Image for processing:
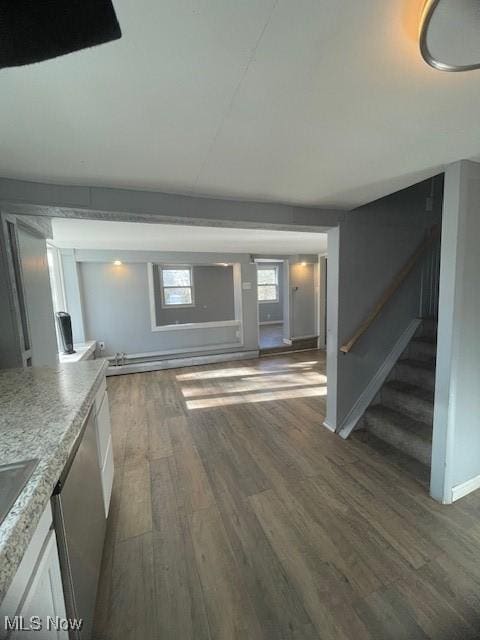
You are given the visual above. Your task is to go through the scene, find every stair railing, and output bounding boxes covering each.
[340,225,441,354]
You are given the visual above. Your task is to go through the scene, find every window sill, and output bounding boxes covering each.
[151,319,240,332]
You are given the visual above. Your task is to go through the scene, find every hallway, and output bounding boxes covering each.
[258,323,284,349]
[93,350,480,640]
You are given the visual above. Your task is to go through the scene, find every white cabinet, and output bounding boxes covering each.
[0,505,67,640]
[13,532,68,639]
[94,379,114,517]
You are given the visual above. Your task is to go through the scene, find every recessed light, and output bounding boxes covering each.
[113,260,122,266]
[300,262,307,266]
[420,0,480,71]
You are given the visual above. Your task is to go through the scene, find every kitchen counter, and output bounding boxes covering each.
[0,359,108,603]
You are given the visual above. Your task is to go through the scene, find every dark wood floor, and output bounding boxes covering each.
[93,350,480,640]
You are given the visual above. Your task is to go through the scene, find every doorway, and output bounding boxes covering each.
[256,260,286,350]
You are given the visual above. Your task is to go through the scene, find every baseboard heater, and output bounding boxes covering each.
[106,349,259,376]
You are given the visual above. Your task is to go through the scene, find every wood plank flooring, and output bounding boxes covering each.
[92,349,480,640]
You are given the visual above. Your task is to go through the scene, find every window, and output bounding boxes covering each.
[257,266,279,302]
[46,244,68,352]
[161,266,194,307]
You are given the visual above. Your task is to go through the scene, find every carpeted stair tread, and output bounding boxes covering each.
[366,405,433,441]
[395,358,436,391]
[411,336,436,346]
[407,337,437,362]
[362,405,432,466]
[382,380,434,425]
[384,380,434,402]
[397,358,435,372]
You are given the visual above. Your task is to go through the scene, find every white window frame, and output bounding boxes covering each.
[147,262,243,334]
[160,265,195,308]
[46,243,68,352]
[257,265,279,303]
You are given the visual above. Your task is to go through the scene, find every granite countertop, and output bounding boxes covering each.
[0,359,108,604]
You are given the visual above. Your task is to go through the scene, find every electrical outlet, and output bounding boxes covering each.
[98,341,105,351]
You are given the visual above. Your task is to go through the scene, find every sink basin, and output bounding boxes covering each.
[0,459,38,526]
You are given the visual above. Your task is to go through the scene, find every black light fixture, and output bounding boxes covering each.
[0,0,121,70]
[420,0,480,71]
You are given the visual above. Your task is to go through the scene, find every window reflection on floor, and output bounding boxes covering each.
[176,358,327,410]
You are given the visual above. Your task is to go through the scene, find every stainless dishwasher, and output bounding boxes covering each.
[52,406,106,639]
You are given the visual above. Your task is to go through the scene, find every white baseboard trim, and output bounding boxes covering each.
[107,349,259,376]
[451,474,480,502]
[323,420,336,433]
[259,346,319,358]
[259,320,283,326]
[338,318,422,440]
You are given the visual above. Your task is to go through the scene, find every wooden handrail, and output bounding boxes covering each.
[340,225,440,354]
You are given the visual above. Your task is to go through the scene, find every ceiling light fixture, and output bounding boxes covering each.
[420,0,480,71]
[113,260,122,266]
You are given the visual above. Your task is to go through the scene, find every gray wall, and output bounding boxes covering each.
[153,264,235,326]
[258,262,283,323]
[330,177,443,429]
[71,251,259,358]
[431,161,480,502]
[289,262,316,338]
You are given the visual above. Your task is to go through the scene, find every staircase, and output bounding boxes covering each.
[358,319,437,467]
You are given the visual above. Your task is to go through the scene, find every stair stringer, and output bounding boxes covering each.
[338,318,422,439]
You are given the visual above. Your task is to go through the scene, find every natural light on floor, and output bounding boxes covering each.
[181,372,327,398]
[176,360,327,410]
[175,361,320,381]
[185,385,327,410]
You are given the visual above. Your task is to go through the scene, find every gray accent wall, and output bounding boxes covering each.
[289,262,316,338]
[153,264,235,326]
[258,262,284,323]
[431,161,480,503]
[71,252,259,358]
[330,176,443,430]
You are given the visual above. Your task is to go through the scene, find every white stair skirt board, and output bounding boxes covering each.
[107,350,259,375]
[451,474,480,503]
[338,318,422,439]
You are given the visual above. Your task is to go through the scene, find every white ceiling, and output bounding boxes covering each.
[1,1,480,208]
[51,218,328,254]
